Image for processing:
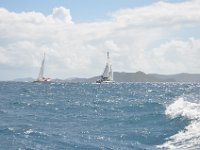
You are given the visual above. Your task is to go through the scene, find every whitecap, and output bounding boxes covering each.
[46,102,54,105]
[158,97,200,149]
[8,127,14,131]
[165,97,200,120]
[24,129,48,137]
[24,129,33,134]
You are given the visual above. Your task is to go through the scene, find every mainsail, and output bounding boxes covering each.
[96,52,114,83]
[108,65,113,80]
[102,63,110,78]
[37,53,46,81]
[34,52,50,82]
[102,52,113,79]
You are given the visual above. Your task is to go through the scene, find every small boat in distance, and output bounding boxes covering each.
[34,53,51,82]
[96,52,114,83]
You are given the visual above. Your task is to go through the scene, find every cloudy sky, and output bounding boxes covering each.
[0,0,200,80]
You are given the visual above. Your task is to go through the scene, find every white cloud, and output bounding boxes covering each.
[0,0,200,80]
[51,7,73,24]
[149,38,200,74]
[112,0,200,27]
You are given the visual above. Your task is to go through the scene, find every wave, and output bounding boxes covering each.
[158,97,200,149]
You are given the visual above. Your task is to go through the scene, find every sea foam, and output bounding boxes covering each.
[158,97,200,149]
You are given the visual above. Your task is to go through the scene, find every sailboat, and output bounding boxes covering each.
[34,53,51,82]
[96,52,114,83]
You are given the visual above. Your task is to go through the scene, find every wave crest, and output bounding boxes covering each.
[158,97,200,149]
[165,97,200,120]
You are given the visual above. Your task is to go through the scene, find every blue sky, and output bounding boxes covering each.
[0,0,200,80]
[0,0,186,22]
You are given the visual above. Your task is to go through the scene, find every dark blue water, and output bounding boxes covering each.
[0,82,200,149]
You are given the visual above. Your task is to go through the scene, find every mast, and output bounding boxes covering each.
[107,52,109,60]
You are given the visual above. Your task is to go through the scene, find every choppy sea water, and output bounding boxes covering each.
[0,82,200,150]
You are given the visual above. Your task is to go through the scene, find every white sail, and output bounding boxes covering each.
[108,65,113,80]
[102,52,111,78]
[96,52,114,83]
[102,64,110,78]
[37,53,45,81]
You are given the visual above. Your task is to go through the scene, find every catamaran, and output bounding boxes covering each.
[34,53,51,82]
[96,52,114,83]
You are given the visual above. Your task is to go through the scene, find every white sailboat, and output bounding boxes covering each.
[96,52,114,83]
[34,53,51,82]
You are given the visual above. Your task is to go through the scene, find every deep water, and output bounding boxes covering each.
[0,82,200,150]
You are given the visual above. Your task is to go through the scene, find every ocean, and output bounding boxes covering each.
[0,82,200,150]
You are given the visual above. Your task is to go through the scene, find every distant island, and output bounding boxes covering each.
[13,71,200,82]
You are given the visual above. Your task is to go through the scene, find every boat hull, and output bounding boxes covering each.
[96,79,114,84]
[33,78,51,83]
